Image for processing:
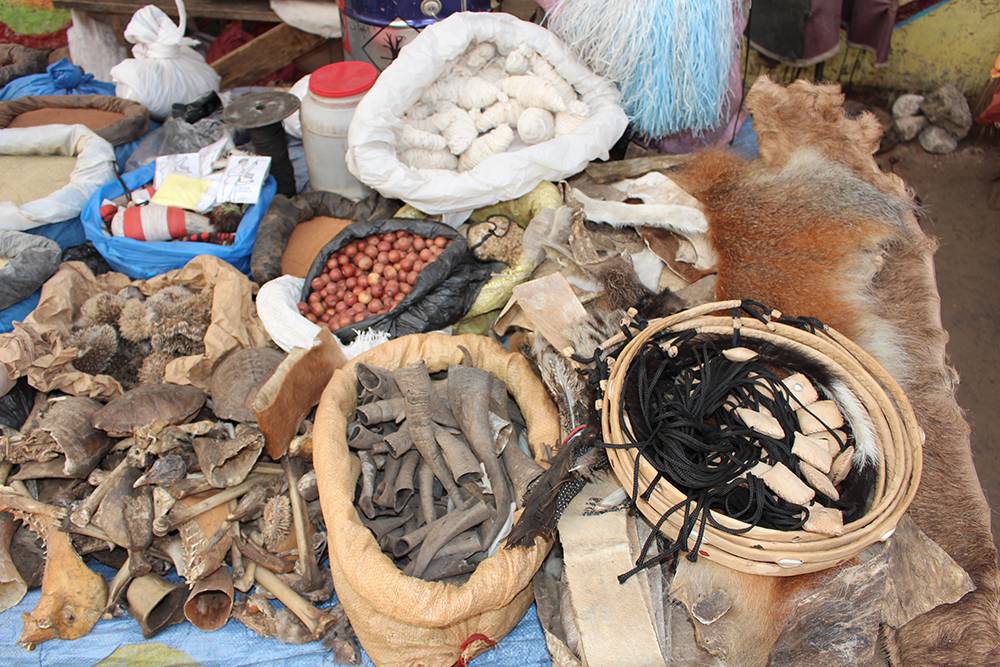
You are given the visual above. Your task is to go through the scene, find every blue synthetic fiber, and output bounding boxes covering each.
[547,0,735,138]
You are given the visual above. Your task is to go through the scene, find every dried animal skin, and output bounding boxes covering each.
[458,124,514,172]
[211,347,285,423]
[517,107,555,145]
[400,148,459,170]
[38,396,111,478]
[92,383,207,437]
[502,76,568,113]
[118,298,152,343]
[80,292,126,327]
[456,76,502,110]
[68,324,119,375]
[0,493,107,647]
[262,495,292,551]
[138,351,172,385]
[398,124,447,152]
[0,514,26,612]
[193,424,265,488]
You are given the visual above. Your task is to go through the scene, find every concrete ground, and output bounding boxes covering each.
[877,139,1000,546]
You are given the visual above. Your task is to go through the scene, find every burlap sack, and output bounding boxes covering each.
[0,254,269,400]
[313,333,559,667]
[0,95,149,146]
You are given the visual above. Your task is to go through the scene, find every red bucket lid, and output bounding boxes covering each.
[309,61,379,98]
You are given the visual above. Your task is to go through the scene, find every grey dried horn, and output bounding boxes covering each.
[347,423,383,450]
[393,363,467,509]
[448,364,512,551]
[356,364,400,400]
[434,426,482,486]
[383,426,413,458]
[502,443,544,508]
[417,458,436,526]
[391,516,432,558]
[420,557,476,582]
[362,512,414,547]
[430,390,458,429]
[127,573,187,638]
[374,454,403,508]
[356,398,405,426]
[488,377,514,454]
[393,449,420,512]
[0,514,26,612]
[183,566,234,631]
[357,451,378,520]
[407,499,492,578]
[433,530,484,561]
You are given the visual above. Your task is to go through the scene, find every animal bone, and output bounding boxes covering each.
[70,445,147,527]
[407,500,492,578]
[0,492,106,647]
[92,466,153,577]
[254,565,337,640]
[154,475,267,535]
[284,456,323,592]
[236,532,295,573]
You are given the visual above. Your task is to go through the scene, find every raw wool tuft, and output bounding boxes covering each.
[342,328,391,359]
[118,298,152,343]
[545,0,735,137]
[79,292,126,327]
[262,495,292,551]
[68,324,119,375]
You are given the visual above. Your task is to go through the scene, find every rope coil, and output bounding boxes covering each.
[600,300,922,576]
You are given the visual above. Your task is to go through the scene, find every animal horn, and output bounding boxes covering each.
[126,573,187,638]
[406,500,492,578]
[183,566,234,631]
[392,449,420,512]
[374,454,403,508]
[346,422,384,451]
[502,443,544,507]
[434,426,482,486]
[0,514,27,612]
[447,364,513,551]
[356,364,400,400]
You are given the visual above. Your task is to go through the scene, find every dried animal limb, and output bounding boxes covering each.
[0,492,106,647]
[283,456,323,592]
[70,445,147,527]
[254,565,336,640]
[408,500,492,578]
[154,475,267,535]
[0,513,26,611]
[236,533,295,574]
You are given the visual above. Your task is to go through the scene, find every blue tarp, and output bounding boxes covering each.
[0,59,116,101]
[82,163,277,279]
[0,583,551,667]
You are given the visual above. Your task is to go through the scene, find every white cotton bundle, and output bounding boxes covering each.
[501,76,567,113]
[423,75,466,104]
[405,116,439,134]
[456,76,503,110]
[407,103,434,120]
[398,124,447,151]
[458,124,514,171]
[439,109,479,155]
[400,148,459,170]
[505,45,533,75]
[465,41,497,69]
[517,107,555,145]
[479,60,507,83]
[472,99,522,132]
[555,110,587,136]
[530,53,577,104]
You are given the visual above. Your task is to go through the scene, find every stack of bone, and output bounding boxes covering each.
[348,359,544,581]
[0,346,358,660]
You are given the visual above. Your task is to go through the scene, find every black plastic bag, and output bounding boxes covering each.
[0,377,35,429]
[302,219,500,342]
[62,242,112,275]
[0,231,61,310]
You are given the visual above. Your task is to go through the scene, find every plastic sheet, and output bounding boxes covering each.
[0,59,115,101]
[81,163,277,279]
[0,584,550,666]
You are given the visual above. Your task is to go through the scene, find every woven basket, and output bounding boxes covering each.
[600,300,923,576]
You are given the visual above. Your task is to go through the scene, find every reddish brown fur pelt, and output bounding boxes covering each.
[674,76,1000,666]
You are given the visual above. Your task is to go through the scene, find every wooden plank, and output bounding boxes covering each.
[53,0,279,22]
[212,23,326,89]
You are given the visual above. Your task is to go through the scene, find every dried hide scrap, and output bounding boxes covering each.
[672,76,1000,665]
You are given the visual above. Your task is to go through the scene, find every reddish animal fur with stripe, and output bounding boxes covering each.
[672,77,1000,666]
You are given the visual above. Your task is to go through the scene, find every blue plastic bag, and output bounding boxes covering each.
[0,59,116,101]
[81,162,277,279]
